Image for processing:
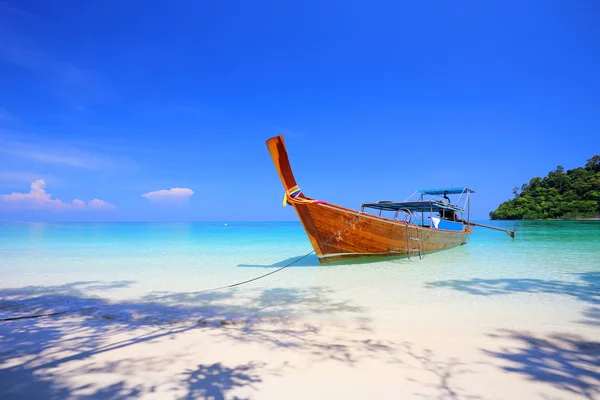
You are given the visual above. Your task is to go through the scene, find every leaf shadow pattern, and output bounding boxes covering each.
[424,271,600,326]
[578,307,600,327]
[424,272,600,302]
[484,330,600,400]
[0,280,137,317]
[0,318,198,399]
[180,362,264,400]
[0,280,395,398]
[393,342,484,400]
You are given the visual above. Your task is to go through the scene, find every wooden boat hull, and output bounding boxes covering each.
[293,202,471,264]
[266,136,472,264]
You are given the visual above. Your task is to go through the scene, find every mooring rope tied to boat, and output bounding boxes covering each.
[142,211,364,302]
[0,311,67,322]
[0,210,363,322]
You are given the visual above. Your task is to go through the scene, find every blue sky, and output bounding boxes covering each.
[1,0,599,221]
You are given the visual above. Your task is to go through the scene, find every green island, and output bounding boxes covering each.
[490,155,600,220]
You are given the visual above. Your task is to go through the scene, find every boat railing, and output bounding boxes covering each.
[363,202,440,229]
[394,208,413,223]
[393,208,425,228]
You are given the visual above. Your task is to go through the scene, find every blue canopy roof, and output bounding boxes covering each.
[362,200,464,213]
[418,187,476,195]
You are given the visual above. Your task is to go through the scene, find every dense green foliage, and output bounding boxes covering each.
[490,155,600,220]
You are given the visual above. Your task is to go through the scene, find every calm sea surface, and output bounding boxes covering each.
[1,220,599,329]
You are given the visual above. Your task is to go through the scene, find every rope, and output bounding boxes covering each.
[0,209,363,322]
[143,210,362,302]
[282,185,324,207]
[142,250,317,303]
[0,252,317,322]
[0,311,67,322]
[404,190,418,202]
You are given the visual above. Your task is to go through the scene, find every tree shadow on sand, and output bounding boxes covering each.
[578,307,600,327]
[484,330,600,400]
[424,271,600,326]
[179,362,264,400]
[424,273,600,398]
[392,342,484,400]
[424,272,600,302]
[0,280,395,399]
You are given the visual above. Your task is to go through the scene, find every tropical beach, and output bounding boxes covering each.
[1,221,599,399]
[2,0,600,398]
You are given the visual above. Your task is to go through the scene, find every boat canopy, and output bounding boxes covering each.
[417,187,476,195]
[361,200,464,214]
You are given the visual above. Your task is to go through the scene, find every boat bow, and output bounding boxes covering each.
[266,135,472,264]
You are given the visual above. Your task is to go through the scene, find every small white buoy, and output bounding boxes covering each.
[224,223,227,226]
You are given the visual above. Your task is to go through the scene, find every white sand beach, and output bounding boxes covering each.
[1,276,599,400]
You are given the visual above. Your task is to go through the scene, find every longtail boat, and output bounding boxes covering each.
[266,135,515,264]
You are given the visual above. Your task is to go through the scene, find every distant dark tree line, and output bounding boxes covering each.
[490,155,600,220]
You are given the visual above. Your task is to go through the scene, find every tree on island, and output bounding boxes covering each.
[490,155,600,220]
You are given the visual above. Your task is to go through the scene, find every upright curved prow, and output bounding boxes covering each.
[266,135,324,258]
[266,135,300,193]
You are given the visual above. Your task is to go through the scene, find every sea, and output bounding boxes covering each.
[1,220,599,331]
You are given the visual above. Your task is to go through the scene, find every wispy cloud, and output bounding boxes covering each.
[1,141,97,169]
[142,188,194,202]
[0,180,116,211]
[0,107,15,122]
[0,170,48,183]
[0,133,134,170]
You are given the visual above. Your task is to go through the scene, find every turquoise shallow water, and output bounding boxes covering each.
[1,220,599,329]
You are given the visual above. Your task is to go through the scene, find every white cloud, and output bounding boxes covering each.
[142,188,194,202]
[72,198,86,209]
[0,180,116,211]
[88,198,116,210]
